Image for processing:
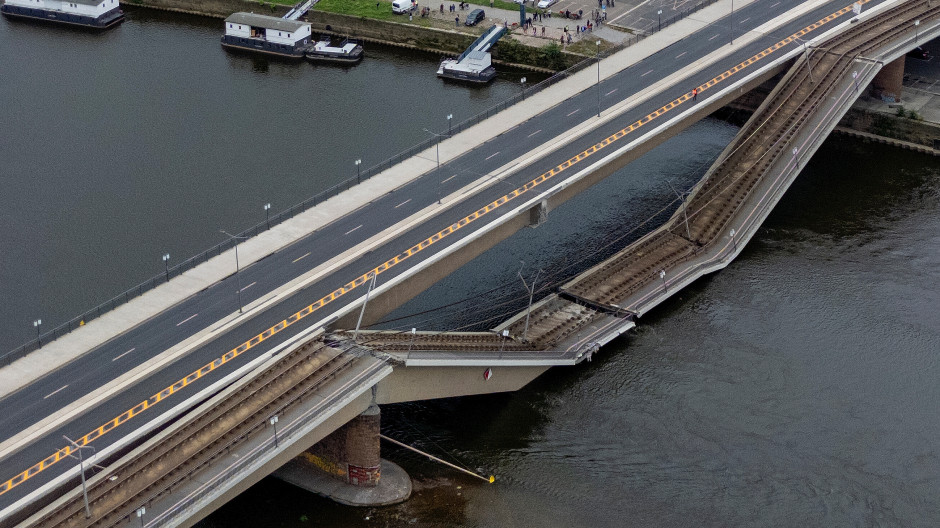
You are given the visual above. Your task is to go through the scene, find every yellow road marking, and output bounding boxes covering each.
[0,2,867,497]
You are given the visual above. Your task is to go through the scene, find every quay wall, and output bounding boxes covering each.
[719,80,940,154]
[120,0,579,71]
[835,107,940,154]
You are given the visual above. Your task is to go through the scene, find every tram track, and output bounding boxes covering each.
[31,340,358,528]
[563,0,939,309]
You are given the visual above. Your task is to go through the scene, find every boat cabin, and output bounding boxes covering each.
[437,50,497,83]
[0,0,124,28]
[221,12,312,58]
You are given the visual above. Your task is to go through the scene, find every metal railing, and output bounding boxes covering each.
[1,0,722,366]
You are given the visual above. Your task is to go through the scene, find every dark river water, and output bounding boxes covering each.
[3,9,940,528]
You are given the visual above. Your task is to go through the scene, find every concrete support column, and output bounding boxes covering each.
[274,401,411,506]
[306,402,381,486]
[871,55,905,102]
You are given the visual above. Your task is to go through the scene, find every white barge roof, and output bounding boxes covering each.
[225,12,309,32]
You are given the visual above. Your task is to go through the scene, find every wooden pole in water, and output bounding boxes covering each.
[379,434,494,483]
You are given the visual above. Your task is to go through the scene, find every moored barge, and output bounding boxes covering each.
[221,12,312,59]
[0,0,124,29]
[305,36,363,64]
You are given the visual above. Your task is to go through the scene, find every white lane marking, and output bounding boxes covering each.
[528,129,542,137]
[112,348,136,362]
[43,385,69,399]
[441,174,457,184]
[676,51,687,59]
[641,69,654,77]
[292,252,310,264]
[345,225,362,236]
[605,89,617,96]
[770,1,780,6]
[740,16,751,23]
[176,314,198,327]
[240,281,256,293]
[709,33,720,41]
[395,198,412,208]
[485,151,500,161]
[567,108,581,116]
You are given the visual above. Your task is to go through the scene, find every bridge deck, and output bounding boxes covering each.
[354,0,940,364]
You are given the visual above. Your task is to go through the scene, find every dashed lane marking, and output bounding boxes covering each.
[292,252,311,264]
[112,348,136,362]
[43,385,69,400]
[240,282,256,293]
[709,33,720,40]
[676,51,688,59]
[741,16,751,23]
[0,0,867,497]
[606,89,618,96]
[528,129,542,137]
[345,225,362,236]
[395,199,412,209]
[567,108,581,116]
[485,151,500,161]
[176,314,198,327]
[642,69,654,76]
[441,174,458,184]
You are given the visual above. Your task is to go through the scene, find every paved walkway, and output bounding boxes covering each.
[404,0,692,48]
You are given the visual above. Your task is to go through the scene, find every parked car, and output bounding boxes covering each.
[464,8,485,25]
[906,46,930,60]
[536,0,557,8]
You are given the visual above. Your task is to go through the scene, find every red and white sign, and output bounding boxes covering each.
[483,368,493,381]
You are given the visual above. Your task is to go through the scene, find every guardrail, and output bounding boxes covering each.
[1,0,721,366]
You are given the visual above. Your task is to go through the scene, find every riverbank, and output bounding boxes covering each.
[119,0,590,71]
[719,74,940,155]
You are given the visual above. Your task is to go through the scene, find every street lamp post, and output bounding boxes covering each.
[730,228,737,251]
[520,77,527,100]
[407,327,417,357]
[659,269,667,292]
[136,507,147,528]
[447,113,453,136]
[517,263,543,342]
[666,180,691,241]
[851,70,859,92]
[219,230,247,314]
[270,415,279,447]
[914,19,920,43]
[596,40,602,117]
[657,9,662,31]
[353,272,378,340]
[263,203,271,230]
[795,36,815,84]
[34,319,41,347]
[354,159,362,184]
[63,435,94,518]
[424,128,446,203]
[162,253,170,282]
[729,0,735,45]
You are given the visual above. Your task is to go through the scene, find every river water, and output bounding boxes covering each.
[3,9,940,528]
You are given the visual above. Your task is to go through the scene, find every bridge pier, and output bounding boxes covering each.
[273,402,412,506]
[871,55,905,102]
